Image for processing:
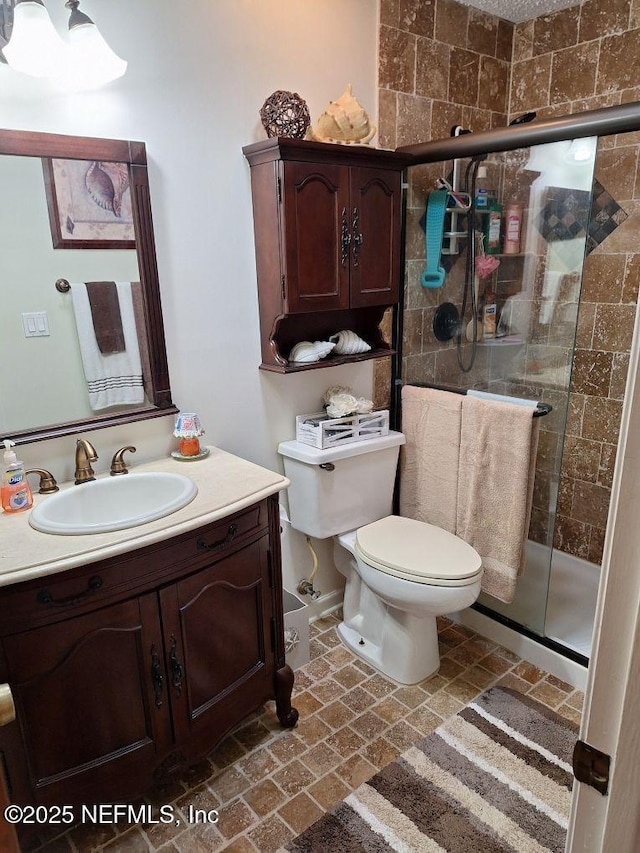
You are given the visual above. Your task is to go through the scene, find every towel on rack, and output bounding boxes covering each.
[70,281,144,411]
[456,395,539,604]
[399,386,462,534]
[86,281,125,354]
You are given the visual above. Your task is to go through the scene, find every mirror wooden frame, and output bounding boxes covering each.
[0,128,177,445]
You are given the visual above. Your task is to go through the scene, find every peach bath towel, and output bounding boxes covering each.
[399,386,463,534]
[456,395,539,604]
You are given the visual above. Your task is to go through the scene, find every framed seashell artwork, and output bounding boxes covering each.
[43,157,135,249]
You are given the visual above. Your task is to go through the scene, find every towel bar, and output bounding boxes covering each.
[398,382,552,418]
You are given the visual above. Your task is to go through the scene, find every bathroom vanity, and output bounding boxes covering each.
[0,450,296,829]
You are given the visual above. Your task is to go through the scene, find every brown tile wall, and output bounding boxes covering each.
[378,0,640,565]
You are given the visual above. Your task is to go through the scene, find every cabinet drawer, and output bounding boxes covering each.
[0,502,268,635]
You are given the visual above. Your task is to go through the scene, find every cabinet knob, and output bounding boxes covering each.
[0,684,15,727]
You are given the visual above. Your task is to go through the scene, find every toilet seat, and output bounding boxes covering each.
[355,515,482,587]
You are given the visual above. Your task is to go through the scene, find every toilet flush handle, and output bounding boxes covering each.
[319,463,335,471]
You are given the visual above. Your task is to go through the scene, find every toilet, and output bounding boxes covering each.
[278,431,482,684]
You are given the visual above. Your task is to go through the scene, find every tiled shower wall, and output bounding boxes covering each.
[378,0,640,565]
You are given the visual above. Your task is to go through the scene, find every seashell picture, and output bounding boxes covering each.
[43,157,135,249]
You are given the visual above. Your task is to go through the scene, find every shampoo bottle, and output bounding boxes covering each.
[1,439,33,514]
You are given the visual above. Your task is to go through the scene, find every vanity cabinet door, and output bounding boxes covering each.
[159,534,274,758]
[1,593,172,807]
[281,160,351,314]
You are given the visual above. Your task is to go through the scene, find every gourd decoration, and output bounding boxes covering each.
[328,330,371,355]
[260,90,311,139]
[289,340,336,363]
[309,84,376,146]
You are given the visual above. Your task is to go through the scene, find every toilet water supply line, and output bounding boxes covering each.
[297,537,321,600]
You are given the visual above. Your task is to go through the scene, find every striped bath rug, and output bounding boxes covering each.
[286,686,578,852]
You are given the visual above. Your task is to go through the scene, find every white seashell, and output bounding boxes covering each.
[328,330,372,355]
[310,85,376,146]
[289,340,336,363]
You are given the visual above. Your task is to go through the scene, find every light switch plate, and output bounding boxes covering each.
[22,311,50,338]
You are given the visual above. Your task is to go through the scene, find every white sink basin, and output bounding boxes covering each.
[29,472,198,535]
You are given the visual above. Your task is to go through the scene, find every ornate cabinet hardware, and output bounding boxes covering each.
[340,206,351,268]
[169,634,184,697]
[351,207,364,267]
[37,575,103,607]
[150,644,164,708]
[197,523,238,552]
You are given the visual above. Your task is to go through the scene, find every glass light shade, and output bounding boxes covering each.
[3,1,67,78]
[174,413,205,438]
[59,21,127,91]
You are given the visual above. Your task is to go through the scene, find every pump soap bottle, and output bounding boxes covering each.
[1,439,33,514]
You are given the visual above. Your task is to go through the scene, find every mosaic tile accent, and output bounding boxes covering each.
[535,180,628,255]
[586,178,629,255]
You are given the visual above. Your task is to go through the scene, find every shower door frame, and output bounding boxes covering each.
[390,100,640,660]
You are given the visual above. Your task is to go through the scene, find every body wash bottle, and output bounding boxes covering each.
[1,439,33,514]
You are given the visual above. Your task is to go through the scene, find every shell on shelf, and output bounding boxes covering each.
[309,84,376,146]
[328,330,372,355]
[289,340,336,363]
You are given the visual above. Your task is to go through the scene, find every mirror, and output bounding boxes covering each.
[0,128,176,444]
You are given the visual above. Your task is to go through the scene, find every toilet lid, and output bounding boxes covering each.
[355,516,482,585]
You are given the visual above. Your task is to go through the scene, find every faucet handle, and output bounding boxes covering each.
[25,469,59,494]
[110,445,136,476]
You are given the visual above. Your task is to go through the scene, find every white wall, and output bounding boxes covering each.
[0,0,382,602]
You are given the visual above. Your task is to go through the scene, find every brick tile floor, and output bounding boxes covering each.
[32,614,583,852]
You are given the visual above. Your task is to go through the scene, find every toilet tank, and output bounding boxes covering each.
[278,431,406,539]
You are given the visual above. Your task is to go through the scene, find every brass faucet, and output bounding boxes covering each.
[74,439,98,485]
[25,469,59,494]
[110,445,136,476]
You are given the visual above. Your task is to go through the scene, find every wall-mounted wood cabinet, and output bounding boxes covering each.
[0,497,296,843]
[243,138,408,372]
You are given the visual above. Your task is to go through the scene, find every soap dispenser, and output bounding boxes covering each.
[1,439,33,513]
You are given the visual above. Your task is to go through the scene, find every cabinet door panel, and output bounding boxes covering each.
[349,167,401,307]
[282,161,350,313]
[162,538,273,755]
[1,595,170,805]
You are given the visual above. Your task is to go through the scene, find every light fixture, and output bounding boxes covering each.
[3,0,65,78]
[0,0,126,88]
[61,0,127,90]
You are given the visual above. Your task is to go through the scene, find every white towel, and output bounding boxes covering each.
[467,389,539,409]
[70,281,144,411]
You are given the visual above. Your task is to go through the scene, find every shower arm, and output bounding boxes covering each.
[396,101,640,164]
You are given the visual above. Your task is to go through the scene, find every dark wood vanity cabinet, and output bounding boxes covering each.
[243,137,408,372]
[0,496,297,825]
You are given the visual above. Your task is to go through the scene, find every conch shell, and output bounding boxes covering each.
[289,340,336,363]
[85,161,130,217]
[309,84,376,145]
[328,330,372,355]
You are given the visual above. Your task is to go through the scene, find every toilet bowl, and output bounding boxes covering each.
[334,518,482,684]
[278,432,482,685]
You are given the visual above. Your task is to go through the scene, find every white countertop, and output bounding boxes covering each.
[0,447,288,588]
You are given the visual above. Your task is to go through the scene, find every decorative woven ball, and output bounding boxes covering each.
[260,90,311,139]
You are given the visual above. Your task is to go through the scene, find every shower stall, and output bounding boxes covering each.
[391,102,640,664]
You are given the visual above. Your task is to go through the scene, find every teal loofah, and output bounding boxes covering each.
[421,190,448,288]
